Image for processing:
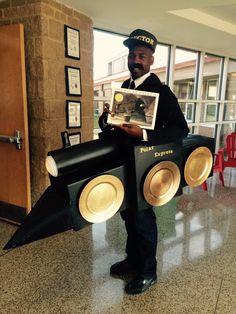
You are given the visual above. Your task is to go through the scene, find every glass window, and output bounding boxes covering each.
[206,79,218,100]
[122,56,127,71]
[173,48,199,100]
[93,29,126,80]
[225,59,236,101]
[152,44,170,84]
[223,103,236,121]
[219,123,236,148]
[202,54,223,100]
[200,102,218,122]
[200,54,223,123]
[112,58,122,74]
[108,62,112,75]
[179,101,195,123]
[188,126,195,134]
[94,30,170,83]
[198,124,216,138]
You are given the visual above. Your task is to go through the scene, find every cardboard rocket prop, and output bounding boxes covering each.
[4,132,215,249]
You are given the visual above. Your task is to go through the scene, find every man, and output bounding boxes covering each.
[99,29,189,295]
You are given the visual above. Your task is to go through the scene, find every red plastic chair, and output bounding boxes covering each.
[213,151,225,186]
[202,133,236,190]
[202,151,225,190]
[219,132,236,170]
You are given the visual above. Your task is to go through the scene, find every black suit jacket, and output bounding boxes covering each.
[121,73,189,145]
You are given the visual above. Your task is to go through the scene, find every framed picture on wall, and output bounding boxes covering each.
[65,66,82,96]
[68,132,81,146]
[64,25,80,60]
[66,100,81,128]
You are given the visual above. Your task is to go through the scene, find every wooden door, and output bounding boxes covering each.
[0,24,31,223]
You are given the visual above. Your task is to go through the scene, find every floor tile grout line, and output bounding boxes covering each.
[214,278,223,314]
[188,264,236,284]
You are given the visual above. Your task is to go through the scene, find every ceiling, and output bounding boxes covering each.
[60,0,236,58]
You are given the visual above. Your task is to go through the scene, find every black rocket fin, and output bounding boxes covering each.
[4,186,76,249]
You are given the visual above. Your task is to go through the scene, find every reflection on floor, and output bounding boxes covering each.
[1,168,236,314]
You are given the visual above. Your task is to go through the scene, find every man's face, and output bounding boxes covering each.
[128,46,154,80]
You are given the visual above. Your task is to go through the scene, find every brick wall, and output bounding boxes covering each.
[0,0,94,205]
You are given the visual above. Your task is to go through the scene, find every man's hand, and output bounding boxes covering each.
[113,123,143,139]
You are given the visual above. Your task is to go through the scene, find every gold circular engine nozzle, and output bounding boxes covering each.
[143,161,181,206]
[78,174,124,223]
[184,146,213,187]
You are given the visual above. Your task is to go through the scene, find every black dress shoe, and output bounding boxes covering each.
[110,259,137,276]
[125,274,157,295]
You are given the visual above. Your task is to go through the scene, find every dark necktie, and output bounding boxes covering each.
[129,80,135,89]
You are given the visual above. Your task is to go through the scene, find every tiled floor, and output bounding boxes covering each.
[1,169,236,314]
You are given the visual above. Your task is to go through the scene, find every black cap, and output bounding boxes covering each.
[123,29,157,52]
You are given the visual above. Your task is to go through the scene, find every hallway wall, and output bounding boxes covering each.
[0,0,94,205]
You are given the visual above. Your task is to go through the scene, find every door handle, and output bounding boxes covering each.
[0,130,23,150]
